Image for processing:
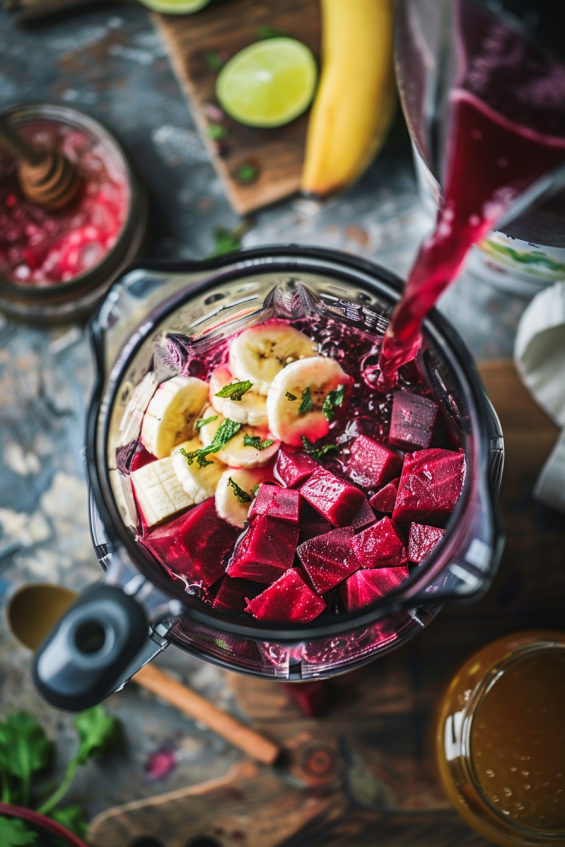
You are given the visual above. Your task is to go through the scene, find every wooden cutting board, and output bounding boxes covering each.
[154,0,320,215]
[88,362,564,847]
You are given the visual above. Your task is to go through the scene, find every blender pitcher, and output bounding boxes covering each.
[32,246,504,711]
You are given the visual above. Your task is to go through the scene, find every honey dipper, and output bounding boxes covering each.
[0,117,81,210]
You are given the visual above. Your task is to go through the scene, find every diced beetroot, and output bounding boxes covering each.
[297,527,360,595]
[399,546,409,566]
[340,566,410,612]
[143,498,238,588]
[389,391,439,450]
[351,497,377,532]
[274,448,317,488]
[130,446,156,472]
[352,517,405,569]
[407,522,446,563]
[249,484,301,524]
[226,515,299,583]
[282,680,328,717]
[346,435,402,488]
[246,568,326,622]
[370,478,399,514]
[212,576,263,613]
[299,517,332,543]
[300,468,366,527]
[393,449,465,525]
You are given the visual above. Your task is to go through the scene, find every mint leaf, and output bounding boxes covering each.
[299,387,313,415]
[215,380,252,401]
[243,435,274,450]
[74,706,118,765]
[301,436,339,462]
[322,384,346,422]
[228,477,252,504]
[182,419,242,468]
[0,817,37,846]
[251,484,261,496]
[195,415,218,432]
[285,392,297,401]
[50,805,88,838]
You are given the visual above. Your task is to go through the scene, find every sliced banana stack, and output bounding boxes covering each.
[131,457,193,528]
[171,437,226,504]
[267,356,350,446]
[141,375,209,459]
[215,467,272,528]
[229,322,318,395]
[198,406,279,468]
[209,365,268,427]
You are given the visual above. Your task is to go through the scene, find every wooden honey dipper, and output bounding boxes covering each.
[0,117,81,210]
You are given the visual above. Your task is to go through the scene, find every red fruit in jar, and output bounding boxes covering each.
[346,435,402,488]
[369,478,399,514]
[130,446,157,472]
[392,449,465,525]
[274,448,317,488]
[245,568,326,622]
[407,522,446,564]
[212,575,263,613]
[300,468,366,527]
[226,515,300,583]
[340,566,410,612]
[350,496,376,532]
[297,527,360,595]
[249,484,301,524]
[352,517,405,569]
[143,498,238,588]
[389,391,438,450]
[298,503,332,543]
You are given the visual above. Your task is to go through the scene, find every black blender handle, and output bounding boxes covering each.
[32,584,148,712]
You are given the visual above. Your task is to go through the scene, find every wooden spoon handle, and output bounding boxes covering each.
[0,119,44,166]
[134,664,280,766]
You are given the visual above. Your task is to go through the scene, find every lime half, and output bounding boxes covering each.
[138,0,211,14]
[216,37,317,128]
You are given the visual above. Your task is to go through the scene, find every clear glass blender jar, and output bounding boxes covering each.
[32,246,504,711]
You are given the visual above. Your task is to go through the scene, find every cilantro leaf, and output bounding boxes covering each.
[322,384,346,422]
[0,817,37,846]
[215,380,252,401]
[74,705,119,765]
[182,419,242,468]
[243,435,274,450]
[285,392,297,401]
[50,805,88,838]
[0,712,53,805]
[195,415,218,432]
[301,436,339,462]
[298,387,313,415]
[228,477,252,503]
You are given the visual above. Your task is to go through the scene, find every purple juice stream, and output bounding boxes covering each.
[379,1,565,387]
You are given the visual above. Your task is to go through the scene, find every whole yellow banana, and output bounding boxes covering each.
[301,0,396,198]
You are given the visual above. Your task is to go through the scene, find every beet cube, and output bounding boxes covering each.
[226,515,299,583]
[393,449,465,525]
[300,468,366,527]
[212,576,263,613]
[249,484,301,524]
[297,527,360,594]
[143,498,238,588]
[351,497,377,532]
[274,448,317,488]
[246,568,326,622]
[407,522,446,563]
[389,391,438,450]
[370,478,399,514]
[346,435,402,488]
[340,566,410,612]
[352,517,405,569]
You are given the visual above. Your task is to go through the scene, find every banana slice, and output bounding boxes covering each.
[267,356,351,446]
[141,375,209,459]
[229,322,318,395]
[171,437,226,504]
[199,406,280,468]
[209,365,268,427]
[131,457,192,528]
[215,467,272,528]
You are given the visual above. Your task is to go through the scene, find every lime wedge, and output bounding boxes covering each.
[216,37,317,128]
[138,0,211,13]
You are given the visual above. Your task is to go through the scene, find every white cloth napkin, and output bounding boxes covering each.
[515,281,565,513]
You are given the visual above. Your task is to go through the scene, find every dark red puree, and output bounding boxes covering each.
[128,314,466,624]
[379,2,565,386]
[0,121,129,286]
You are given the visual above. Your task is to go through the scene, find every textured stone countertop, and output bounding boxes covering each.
[0,2,534,823]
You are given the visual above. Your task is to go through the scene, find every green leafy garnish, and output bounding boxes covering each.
[299,387,313,415]
[302,436,339,462]
[205,49,224,71]
[215,380,253,401]
[51,804,88,838]
[285,392,297,401]
[0,817,36,846]
[210,227,242,257]
[236,163,258,184]
[256,25,287,39]
[243,434,274,451]
[182,419,242,468]
[322,383,347,422]
[228,477,252,503]
[251,484,261,496]
[0,712,53,807]
[195,414,218,432]
[207,124,227,141]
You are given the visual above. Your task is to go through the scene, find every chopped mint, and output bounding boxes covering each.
[286,392,297,401]
[207,124,228,141]
[243,434,274,450]
[322,383,347,422]
[182,419,242,468]
[215,380,253,401]
[299,386,313,415]
[301,435,339,462]
[251,484,261,496]
[228,477,252,503]
[195,415,218,432]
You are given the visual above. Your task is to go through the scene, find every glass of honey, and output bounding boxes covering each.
[436,631,565,846]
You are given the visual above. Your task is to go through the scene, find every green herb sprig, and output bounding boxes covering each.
[181,418,242,468]
[215,380,253,401]
[228,477,252,503]
[322,383,347,422]
[243,434,274,451]
[195,415,218,432]
[301,435,339,462]
[285,392,297,401]
[298,387,313,415]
